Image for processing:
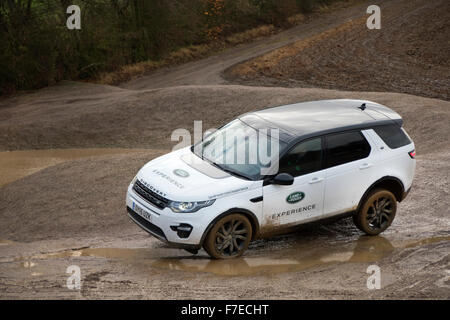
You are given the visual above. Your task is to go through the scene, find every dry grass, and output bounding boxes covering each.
[226,25,275,45]
[287,13,306,25]
[168,44,212,62]
[98,60,165,85]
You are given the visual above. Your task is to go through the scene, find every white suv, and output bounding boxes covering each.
[126,99,415,259]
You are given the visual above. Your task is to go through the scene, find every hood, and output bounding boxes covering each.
[136,147,256,202]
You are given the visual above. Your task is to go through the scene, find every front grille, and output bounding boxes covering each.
[127,207,166,240]
[133,179,169,209]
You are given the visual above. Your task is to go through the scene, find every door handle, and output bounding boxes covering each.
[359,163,373,170]
[309,177,324,184]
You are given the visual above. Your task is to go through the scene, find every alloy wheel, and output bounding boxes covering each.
[214,218,249,257]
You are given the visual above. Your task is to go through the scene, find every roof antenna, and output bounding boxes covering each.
[358,103,366,111]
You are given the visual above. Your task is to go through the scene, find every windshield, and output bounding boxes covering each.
[192,119,287,180]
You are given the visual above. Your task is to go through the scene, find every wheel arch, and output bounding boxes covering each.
[357,176,405,212]
[199,208,260,246]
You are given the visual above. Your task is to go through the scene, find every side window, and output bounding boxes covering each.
[279,137,322,177]
[373,124,411,149]
[325,131,371,168]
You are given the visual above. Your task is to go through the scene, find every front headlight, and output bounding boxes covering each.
[168,200,215,213]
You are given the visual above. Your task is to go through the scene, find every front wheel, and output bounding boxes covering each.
[203,214,252,259]
[353,188,397,235]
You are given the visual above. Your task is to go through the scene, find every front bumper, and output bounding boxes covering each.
[126,185,211,248]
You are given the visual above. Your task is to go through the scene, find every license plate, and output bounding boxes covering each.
[133,202,152,222]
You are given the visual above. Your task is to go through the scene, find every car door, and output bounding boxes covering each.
[323,130,377,215]
[262,137,325,227]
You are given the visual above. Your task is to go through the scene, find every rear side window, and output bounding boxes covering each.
[373,124,411,149]
[325,131,371,168]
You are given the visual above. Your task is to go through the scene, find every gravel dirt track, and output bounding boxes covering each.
[0,0,449,299]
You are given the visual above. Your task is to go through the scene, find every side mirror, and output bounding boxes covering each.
[271,173,294,186]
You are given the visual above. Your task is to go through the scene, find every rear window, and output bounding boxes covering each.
[373,124,411,149]
[325,131,371,168]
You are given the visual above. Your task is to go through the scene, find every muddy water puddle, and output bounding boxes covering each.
[152,235,398,275]
[0,148,148,186]
[13,235,450,276]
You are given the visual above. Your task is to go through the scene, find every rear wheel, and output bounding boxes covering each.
[353,188,397,235]
[203,214,252,259]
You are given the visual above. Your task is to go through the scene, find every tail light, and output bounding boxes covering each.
[408,150,416,159]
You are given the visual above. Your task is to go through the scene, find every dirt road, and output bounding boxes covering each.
[0,0,449,299]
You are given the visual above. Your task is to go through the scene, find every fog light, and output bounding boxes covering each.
[170,224,193,238]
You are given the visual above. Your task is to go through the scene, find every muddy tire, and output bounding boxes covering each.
[353,188,397,235]
[203,214,252,259]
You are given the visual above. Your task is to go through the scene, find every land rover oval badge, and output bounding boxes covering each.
[173,169,189,178]
[286,192,305,204]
